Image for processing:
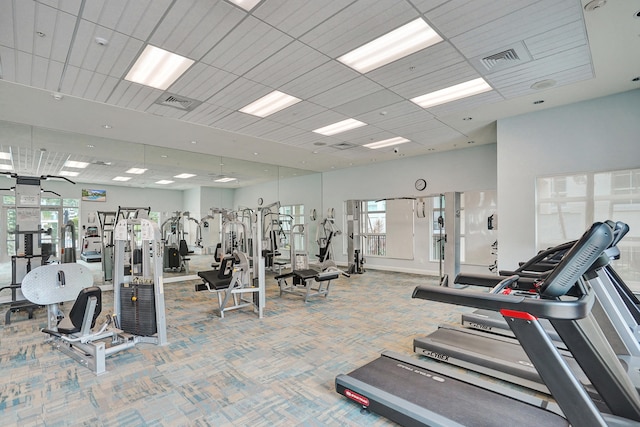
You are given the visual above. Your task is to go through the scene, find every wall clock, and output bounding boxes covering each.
[415,178,427,191]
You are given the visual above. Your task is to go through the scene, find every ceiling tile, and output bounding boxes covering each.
[254,0,353,38]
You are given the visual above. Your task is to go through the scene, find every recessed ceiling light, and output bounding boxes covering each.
[174,173,196,179]
[161,155,168,158]
[0,152,11,160]
[155,180,174,185]
[125,45,194,90]
[411,78,492,109]
[86,144,95,148]
[338,18,443,73]
[227,0,262,11]
[112,176,131,181]
[253,152,259,156]
[64,160,89,169]
[0,164,13,171]
[126,168,147,174]
[59,170,79,177]
[102,124,112,129]
[313,118,367,136]
[51,92,63,101]
[214,177,237,183]
[95,37,109,46]
[364,137,410,149]
[239,90,301,117]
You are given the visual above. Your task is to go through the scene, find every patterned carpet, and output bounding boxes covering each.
[0,266,477,426]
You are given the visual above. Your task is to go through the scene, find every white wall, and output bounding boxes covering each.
[322,143,498,275]
[497,89,640,270]
[44,180,183,223]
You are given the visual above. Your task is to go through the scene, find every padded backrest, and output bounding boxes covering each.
[68,286,102,330]
[179,240,189,256]
[217,256,235,280]
[214,243,222,262]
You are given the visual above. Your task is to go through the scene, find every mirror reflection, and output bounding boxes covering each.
[0,120,320,290]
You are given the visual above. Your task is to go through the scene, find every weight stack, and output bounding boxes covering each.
[119,282,157,336]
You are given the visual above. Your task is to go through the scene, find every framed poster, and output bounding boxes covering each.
[82,189,106,202]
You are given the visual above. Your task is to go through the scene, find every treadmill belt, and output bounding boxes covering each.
[345,354,568,426]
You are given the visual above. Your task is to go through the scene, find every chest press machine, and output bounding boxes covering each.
[21,217,167,375]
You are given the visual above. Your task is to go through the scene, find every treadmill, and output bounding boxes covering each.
[336,222,640,426]
[442,222,640,390]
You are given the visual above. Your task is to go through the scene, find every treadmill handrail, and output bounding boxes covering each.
[411,285,594,319]
[413,222,614,318]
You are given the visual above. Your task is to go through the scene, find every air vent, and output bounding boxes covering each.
[155,93,202,111]
[473,42,531,73]
[331,142,356,150]
[481,49,519,70]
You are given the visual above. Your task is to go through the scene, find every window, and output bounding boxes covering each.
[537,168,640,289]
[354,199,413,260]
[363,200,386,256]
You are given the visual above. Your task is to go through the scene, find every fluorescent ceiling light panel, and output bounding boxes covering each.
[64,160,89,169]
[411,78,493,109]
[125,45,194,90]
[239,91,301,117]
[0,152,11,160]
[338,18,443,73]
[112,176,131,181]
[364,137,410,149]
[228,0,262,11]
[313,118,367,136]
[214,177,237,183]
[174,173,196,179]
[0,164,13,171]
[59,170,79,177]
[126,168,147,174]
[155,180,174,185]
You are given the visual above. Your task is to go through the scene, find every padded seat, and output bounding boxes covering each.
[196,256,234,291]
[56,286,102,334]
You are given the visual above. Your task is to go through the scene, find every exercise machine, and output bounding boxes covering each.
[316,209,341,268]
[196,208,265,318]
[80,216,102,262]
[438,221,640,391]
[20,216,167,375]
[275,223,342,302]
[345,201,365,274]
[60,220,76,263]
[337,222,640,426]
[0,173,73,324]
[195,251,257,317]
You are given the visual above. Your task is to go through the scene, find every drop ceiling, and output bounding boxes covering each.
[0,0,638,189]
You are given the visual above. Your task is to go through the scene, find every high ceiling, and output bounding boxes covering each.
[0,0,638,189]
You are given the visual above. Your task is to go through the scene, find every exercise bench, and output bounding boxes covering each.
[275,268,340,303]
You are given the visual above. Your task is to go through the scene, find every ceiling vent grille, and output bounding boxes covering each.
[481,49,519,71]
[331,142,356,150]
[155,93,202,111]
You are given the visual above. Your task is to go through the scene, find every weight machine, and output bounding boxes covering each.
[346,200,365,274]
[196,208,266,318]
[0,173,74,324]
[97,207,150,283]
[161,211,201,273]
[21,217,167,375]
